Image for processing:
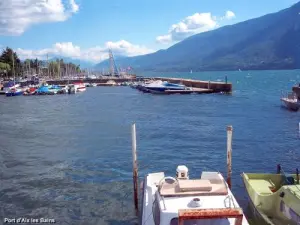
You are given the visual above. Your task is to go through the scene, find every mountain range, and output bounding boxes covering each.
[95,1,300,72]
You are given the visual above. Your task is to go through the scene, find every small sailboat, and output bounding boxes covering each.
[5,55,23,97]
[190,69,193,74]
[242,165,300,225]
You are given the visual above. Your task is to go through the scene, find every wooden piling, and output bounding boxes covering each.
[227,126,233,189]
[296,168,299,184]
[131,123,139,212]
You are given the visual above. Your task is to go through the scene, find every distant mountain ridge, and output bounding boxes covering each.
[95,1,300,71]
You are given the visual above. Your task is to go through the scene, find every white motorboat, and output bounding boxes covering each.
[74,82,86,92]
[280,92,300,111]
[141,165,249,225]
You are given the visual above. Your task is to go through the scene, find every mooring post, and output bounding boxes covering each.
[225,76,228,84]
[277,164,281,174]
[296,168,299,184]
[227,125,233,189]
[131,123,139,212]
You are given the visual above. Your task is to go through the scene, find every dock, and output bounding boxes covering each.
[44,77,232,94]
[164,88,213,94]
[152,77,232,93]
[1,76,232,96]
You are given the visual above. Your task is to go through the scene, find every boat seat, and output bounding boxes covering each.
[249,179,275,195]
[178,179,212,192]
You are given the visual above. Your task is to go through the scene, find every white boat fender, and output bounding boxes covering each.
[188,198,201,208]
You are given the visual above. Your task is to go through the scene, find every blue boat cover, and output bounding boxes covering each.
[3,81,15,88]
[37,86,49,93]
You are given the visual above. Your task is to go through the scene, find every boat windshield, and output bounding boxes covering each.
[170,218,230,225]
[280,167,296,185]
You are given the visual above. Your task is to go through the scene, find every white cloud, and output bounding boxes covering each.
[15,40,155,63]
[224,10,236,20]
[0,0,79,36]
[156,11,236,44]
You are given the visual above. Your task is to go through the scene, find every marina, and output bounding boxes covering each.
[1,0,300,224]
[0,76,231,96]
[0,70,300,225]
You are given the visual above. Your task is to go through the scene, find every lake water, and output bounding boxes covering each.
[0,70,299,225]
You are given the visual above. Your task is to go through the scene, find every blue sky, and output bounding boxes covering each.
[0,0,298,63]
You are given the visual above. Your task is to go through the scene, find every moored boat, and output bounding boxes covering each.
[36,85,52,95]
[5,87,23,97]
[23,87,37,95]
[242,165,300,225]
[141,165,249,225]
[74,82,86,92]
[134,124,249,225]
[143,80,187,94]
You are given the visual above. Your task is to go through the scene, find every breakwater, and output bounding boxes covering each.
[44,77,232,93]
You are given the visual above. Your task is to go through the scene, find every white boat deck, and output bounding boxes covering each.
[142,170,249,225]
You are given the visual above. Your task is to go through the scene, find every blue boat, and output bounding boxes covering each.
[5,88,23,97]
[36,86,51,95]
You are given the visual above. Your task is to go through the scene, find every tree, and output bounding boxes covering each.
[0,62,11,77]
[0,47,21,77]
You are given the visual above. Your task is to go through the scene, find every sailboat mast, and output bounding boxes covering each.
[12,52,15,85]
[47,54,49,78]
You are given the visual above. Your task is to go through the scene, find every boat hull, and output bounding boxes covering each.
[242,173,300,225]
[5,91,23,97]
[77,87,86,92]
[280,98,300,111]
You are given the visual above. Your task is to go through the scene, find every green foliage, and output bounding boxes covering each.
[0,47,21,76]
[0,46,82,78]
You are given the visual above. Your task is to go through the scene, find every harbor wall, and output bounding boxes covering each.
[152,77,232,93]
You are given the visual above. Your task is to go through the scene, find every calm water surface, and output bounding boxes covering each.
[0,70,300,225]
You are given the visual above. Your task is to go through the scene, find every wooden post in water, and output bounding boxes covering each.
[131,123,139,212]
[227,125,233,189]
